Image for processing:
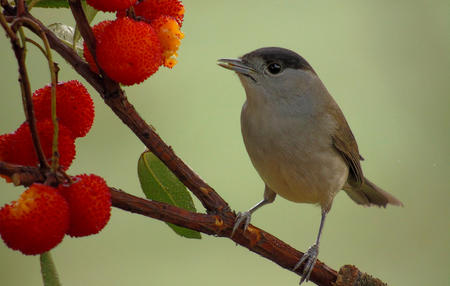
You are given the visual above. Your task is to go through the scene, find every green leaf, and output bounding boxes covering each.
[137,150,201,239]
[40,251,62,286]
[26,0,70,8]
[73,2,98,49]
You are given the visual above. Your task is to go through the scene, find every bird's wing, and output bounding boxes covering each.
[329,105,364,187]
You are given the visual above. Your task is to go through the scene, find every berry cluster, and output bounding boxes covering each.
[0,175,111,255]
[0,0,185,258]
[0,81,111,255]
[84,0,185,85]
[0,80,93,170]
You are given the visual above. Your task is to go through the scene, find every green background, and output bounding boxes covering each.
[1,1,449,285]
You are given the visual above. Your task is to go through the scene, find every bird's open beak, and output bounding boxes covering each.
[217,58,257,79]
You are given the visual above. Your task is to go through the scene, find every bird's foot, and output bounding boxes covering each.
[231,211,252,237]
[293,243,319,284]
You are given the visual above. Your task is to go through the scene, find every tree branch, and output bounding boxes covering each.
[0,161,338,286]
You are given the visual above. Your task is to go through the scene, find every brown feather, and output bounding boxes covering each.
[328,101,364,188]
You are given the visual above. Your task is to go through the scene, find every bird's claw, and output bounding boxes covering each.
[293,244,319,284]
[231,211,252,237]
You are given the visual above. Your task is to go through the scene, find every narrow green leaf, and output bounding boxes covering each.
[73,2,98,49]
[40,251,61,286]
[26,0,70,8]
[137,150,201,239]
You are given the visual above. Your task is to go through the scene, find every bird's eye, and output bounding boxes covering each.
[267,63,282,75]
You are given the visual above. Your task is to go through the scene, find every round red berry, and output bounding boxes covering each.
[32,80,94,138]
[0,184,70,255]
[96,17,162,85]
[0,120,76,170]
[59,174,111,237]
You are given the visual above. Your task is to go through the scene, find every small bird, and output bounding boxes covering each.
[218,47,402,284]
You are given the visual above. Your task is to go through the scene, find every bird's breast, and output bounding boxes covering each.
[241,99,348,210]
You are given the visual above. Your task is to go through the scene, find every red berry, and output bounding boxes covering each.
[0,120,76,170]
[96,17,162,85]
[118,0,184,27]
[87,0,137,12]
[0,184,70,255]
[151,16,184,68]
[84,21,112,74]
[32,80,94,138]
[59,174,111,237]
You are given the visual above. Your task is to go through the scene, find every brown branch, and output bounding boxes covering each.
[0,161,44,186]
[335,265,388,286]
[67,0,103,79]
[112,188,338,286]
[16,0,25,16]
[0,161,338,286]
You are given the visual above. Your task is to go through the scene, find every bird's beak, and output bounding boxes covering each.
[217,58,257,78]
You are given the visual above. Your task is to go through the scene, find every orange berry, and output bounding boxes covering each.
[96,17,162,85]
[151,16,184,68]
[32,80,94,138]
[0,184,70,255]
[59,174,111,237]
[84,21,112,74]
[0,120,76,170]
[87,0,137,12]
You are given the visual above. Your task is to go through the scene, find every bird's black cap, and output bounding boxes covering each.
[242,47,316,74]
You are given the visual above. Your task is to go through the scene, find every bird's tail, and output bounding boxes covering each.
[344,177,403,207]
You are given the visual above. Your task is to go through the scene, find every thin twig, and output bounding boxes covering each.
[41,28,59,172]
[18,26,27,56]
[68,0,104,78]
[0,161,44,186]
[16,0,25,16]
[0,13,50,170]
[25,37,47,56]
[0,12,16,39]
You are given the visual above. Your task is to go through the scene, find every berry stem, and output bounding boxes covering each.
[24,37,47,56]
[41,31,60,172]
[40,251,62,286]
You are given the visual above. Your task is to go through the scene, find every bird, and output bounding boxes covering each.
[217,47,403,284]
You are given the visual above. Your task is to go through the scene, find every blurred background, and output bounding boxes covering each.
[0,0,449,285]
